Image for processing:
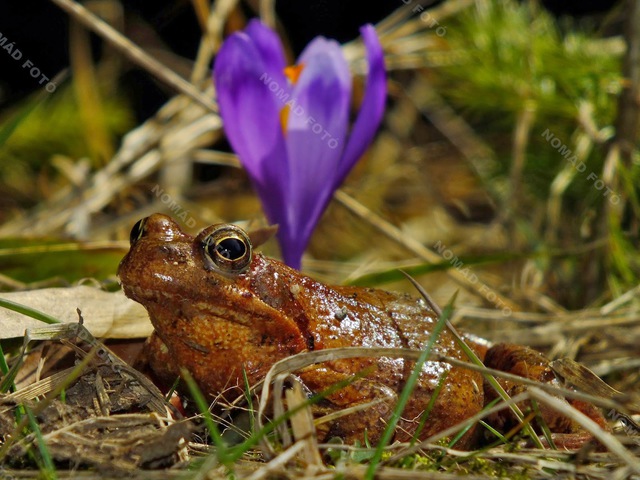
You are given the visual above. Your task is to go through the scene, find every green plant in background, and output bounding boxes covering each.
[431,0,639,307]
[0,85,133,209]
[437,1,620,121]
[435,0,621,204]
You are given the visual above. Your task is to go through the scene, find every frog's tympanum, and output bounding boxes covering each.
[118,214,608,448]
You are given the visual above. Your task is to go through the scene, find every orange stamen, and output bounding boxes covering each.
[279,64,305,133]
[280,105,290,133]
[284,64,305,84]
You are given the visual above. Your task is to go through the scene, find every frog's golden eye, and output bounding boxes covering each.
[129,218,147,245]
[202,225,252,273]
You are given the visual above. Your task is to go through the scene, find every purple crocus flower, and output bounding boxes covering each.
[213,20,386,269]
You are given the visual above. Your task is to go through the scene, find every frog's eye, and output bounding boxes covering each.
[202,225,252,273]
[129,218,147,245]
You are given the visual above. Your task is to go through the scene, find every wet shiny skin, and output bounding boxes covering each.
[118,214,606,447]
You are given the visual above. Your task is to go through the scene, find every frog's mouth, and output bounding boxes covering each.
[119,282,151,304]
[119,274,238,322]
[119,280,190,312]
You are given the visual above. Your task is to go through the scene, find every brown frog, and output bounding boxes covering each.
[118,214,607,448]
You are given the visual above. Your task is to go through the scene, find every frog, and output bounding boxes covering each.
[117,213,608,448]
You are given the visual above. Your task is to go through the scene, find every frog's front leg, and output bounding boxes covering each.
[135,331,179,390]
[482,343,609,448]
[298,366,397,445]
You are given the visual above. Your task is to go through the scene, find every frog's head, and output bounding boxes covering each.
[117,214,308,396]
[118,213,254,303]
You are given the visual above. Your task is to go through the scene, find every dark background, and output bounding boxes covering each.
[0,0,619,117]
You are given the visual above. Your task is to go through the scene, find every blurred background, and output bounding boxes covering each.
[0,0,638,341]
[2,3,640,475]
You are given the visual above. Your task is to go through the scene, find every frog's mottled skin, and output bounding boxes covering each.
[118,214,607,448]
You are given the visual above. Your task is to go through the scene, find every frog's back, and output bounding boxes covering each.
[305,281,460,354]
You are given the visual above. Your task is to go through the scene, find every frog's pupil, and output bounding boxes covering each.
[216,238,246,260]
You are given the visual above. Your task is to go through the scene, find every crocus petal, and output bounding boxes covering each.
[245,19,289,89]
[213,21,387,270]
[283,38,351,261]
[213,32,290,233]
[336,24,387,187]
[213,33,287,185]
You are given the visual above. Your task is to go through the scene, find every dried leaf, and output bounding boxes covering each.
[0,286,151,339]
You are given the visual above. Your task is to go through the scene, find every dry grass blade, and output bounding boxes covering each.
[527,387,640,474]
[374,0,474,46]
[600,284,640,314]
[436,354,629,413]
[284,381,323,466]
[550,358,640,410]
[36,414,191,471]
[258,0,277,30]
[190,0,239,82]
[271,373,294,447]
[0,322,188,471]
[3,367,77,401]
[335,190,519,311]
[384,391,532,463]
[246,441,307,480]
[0,94,221,236]
[50,0,217,112]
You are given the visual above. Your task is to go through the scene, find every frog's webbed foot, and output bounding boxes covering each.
[482,343,609,449]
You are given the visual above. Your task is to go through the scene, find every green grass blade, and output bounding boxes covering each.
[0,298,61,325]
[365,294,455,479]
[242,368,255,435]
[24,405,58,480]
[0,98,41,148]
[179,368,228,461]
[410,370,449,445]
[0,341,16,394]
[0,342,9,376]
